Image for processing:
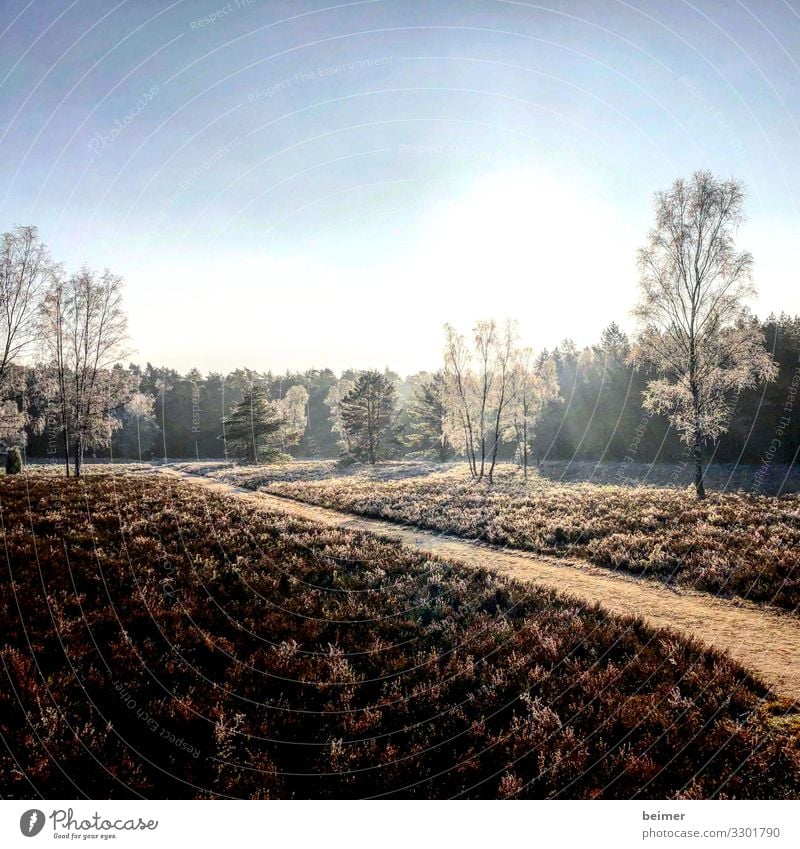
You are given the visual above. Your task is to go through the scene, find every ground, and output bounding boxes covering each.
[169,460,800,614]
[1,468,798,799]
[165,467,800,703]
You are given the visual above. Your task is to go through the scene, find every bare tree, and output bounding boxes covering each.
[40,281,71,474]
[508,349,559,478]
[630,171,777,499]
[473,320,496,479]
[487,319,519,483]
[1,226,54,391]
[443,319,521,482]
[40,268,132,476]
[443,324,478,476]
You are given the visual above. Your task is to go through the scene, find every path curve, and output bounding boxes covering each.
[161,468,800,703]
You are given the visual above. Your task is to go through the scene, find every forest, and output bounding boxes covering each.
[13,311,800,472]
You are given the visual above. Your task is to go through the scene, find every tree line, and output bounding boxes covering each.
[3,173,797,496]
[13,315,800,492]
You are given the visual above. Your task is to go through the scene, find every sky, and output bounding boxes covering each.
[1,0,800,375]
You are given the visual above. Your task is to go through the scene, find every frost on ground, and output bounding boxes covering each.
[2,472,798,799]
[169,460,800,613]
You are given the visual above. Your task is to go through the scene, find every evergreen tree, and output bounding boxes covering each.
[339,370,397,464]
[223,383,285,463]
[407,371,452,461]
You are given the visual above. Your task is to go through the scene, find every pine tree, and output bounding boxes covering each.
[222,383,285,463]
[339,371,397,464]
[407,371,451,461]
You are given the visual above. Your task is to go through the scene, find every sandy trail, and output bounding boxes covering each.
[161,468,800,703]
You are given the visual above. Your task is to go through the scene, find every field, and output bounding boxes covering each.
[171,461,800,614]
[1,471,799,799]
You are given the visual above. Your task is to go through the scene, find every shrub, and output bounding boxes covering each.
[4,446,23,475]
[205,463,800,612]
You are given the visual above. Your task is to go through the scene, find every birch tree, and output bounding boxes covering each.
[280,384,309,444]
[125,391,155,461]
[443,319,520,482]
[473,320,496,480]
[630,172,777,499]
[40,268,132,476]
[443,324,478,476]
[1,226,54,391]
[509,350,559,477]
[486,319,519,482]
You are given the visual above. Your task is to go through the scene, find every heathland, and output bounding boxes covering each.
[2,470,798,799]
[171,460,800,614]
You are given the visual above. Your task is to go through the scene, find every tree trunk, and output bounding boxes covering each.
[522,425,528,479]
[488,429,504,483]
[467,428,477,477]
[462,428,475,477]
[487,432,499,484]
[693,428,705,500]
[689,358,705,499]
[74,435,82,478]
[367,396,376,464]
[62,426,70,478]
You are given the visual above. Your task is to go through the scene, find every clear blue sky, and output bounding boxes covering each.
[2,0,799,374]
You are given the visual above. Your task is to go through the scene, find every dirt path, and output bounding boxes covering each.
[161,468,800,703]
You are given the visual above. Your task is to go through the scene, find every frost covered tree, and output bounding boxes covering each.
[124,391,156,460]
[486,320,519,482]
[0,398,26,447]
[1,226,54,392]
[630,172,777,499]
[508,350,559,477]
[443,319,520,481]
[443,324,478,475]
[407,371,452,462]
[0,364,36,451]
[39,268,132,476]
[280,384,309,445]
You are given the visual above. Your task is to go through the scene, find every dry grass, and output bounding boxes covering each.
[2,472,798,798]
[171,461,800,613]
[172,471,800,703]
